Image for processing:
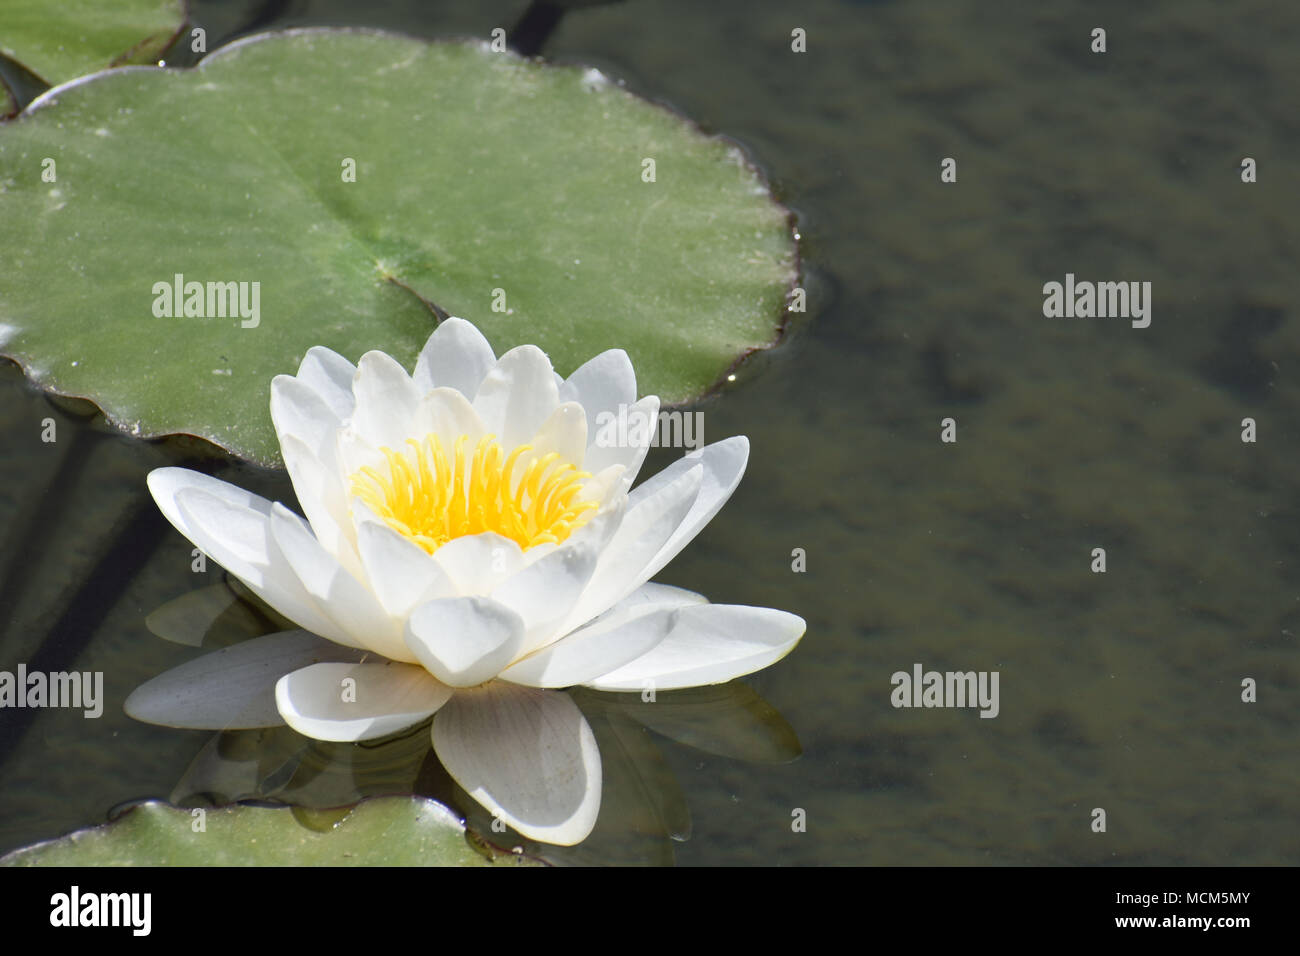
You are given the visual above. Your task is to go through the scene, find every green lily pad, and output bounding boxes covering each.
[0,29,798,466]
[0,0,186,86]
[0,796,536,865]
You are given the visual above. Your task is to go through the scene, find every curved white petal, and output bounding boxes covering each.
[351,350,421,451]
[270,373,360,575]
[356,516,459,617]
[523,400,588,470]
[501,604,677,689]
[125,629,366,730]
[576,463,630,516]
[558,463,703,632]
[558,348,636,436]
[617,581,710,610]
[584,604,805,691]
[413,317,497,398]
[414,386,488,449]
[276,661,452,742]
[628,436,750,583]
[433,684,601,845]
[268,503,412,661]
[149,467,268,553]
[296,345,357,421]
[585,395,659,488]
[473,345,559,448]
[431,532,525,595]
[490,540,600,652]
[405,596,526,687]
[271,373,341,460]
[279,432,362,579]
[335,427,387,493]
[154,473,364,649]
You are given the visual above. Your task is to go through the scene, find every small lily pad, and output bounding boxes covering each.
[0,29,798,465]
[0,796,536,865]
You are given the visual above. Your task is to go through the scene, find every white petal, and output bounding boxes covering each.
[276,661,452,742]
[335,426,385,489]
[296,345,357,421]
[268,503,412,661]
[351,350,421,451]
[279,432,362,579]
[356,517,458,617]
[433,684,601,845]
[559,463,703,631]
[431,532,525,595]
[584,604,805,691]
[524,401,588,469]
[414,386,488,449]
[618,581,710,610]
[576,462,630,513]
[501,604,676,688]
[413,317,497,398]
[405,596,526,687]
[490,540,600,652]
[558,348,636,434]
[472,345,559,448]
[270,373,341,457]
[155,474,363,649]
[628,436,750,583]
[125,630,364,729]
[149,467,268,553]
[585,395,660,489]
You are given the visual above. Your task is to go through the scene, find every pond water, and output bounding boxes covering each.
[1,0,1297,865]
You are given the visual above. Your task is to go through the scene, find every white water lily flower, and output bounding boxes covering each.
[140,318,804,844]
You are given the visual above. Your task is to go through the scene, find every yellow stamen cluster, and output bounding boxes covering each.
[350,433,598,554]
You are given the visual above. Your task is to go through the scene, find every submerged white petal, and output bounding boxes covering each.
[276,661,452,742]
[433,683,601,845]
